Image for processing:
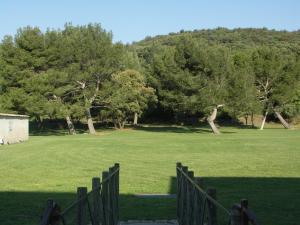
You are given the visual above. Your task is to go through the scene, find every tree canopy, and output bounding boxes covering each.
[1,26,300,134]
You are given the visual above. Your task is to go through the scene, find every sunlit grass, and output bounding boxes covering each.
[0,125,299,225]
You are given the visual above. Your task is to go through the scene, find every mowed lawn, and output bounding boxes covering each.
[0,126,299,225]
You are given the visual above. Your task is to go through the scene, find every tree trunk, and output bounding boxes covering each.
[36,115,43,129]
[274,111,291,129]
[117,121,125,129]
[86,108,96,134]
[208,120,220,135]
[244,115,248,125]
[66,116,76,135]
[133,112,138,126]
[260,110,268,130]
[251,112,255,128]
[207,107,220,135]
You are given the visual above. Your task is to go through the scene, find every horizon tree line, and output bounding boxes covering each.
[0,24,299,134]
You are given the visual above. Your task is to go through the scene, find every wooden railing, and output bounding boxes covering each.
[40,163,120,225]
[176,162,259,225]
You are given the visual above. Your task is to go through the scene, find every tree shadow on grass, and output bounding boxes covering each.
[134,125,236,134]
[30,129,73,136]
[134,125,209,133]
[29,120,90,136]
[29,122,117,136]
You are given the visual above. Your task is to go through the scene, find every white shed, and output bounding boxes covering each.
[0,113,29,145]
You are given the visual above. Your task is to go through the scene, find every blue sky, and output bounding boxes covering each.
[0,0,299,43]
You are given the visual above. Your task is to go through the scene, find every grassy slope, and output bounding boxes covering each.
[0,126,299,225]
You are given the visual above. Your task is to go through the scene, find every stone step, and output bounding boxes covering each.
[120,220,178,225]
[133,194,176,199]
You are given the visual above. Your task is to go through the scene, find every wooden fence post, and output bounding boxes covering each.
[241,199,248,225]
[114,163,120,223]
[77,187,87,225]
[230,204,241,225]
[187,171,194,225]
[182,166,188,225]
[40,199,54,225]
[92,177,101,225]
[102,171,109,225]
[109,166,116,225]
[207,188,217,225]
[193,177,204,225]
[174,164,255,225]
[176,162,182,223]
[114,165,118,225]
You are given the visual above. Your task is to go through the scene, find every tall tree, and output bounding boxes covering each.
[25,69,84,134]
[191,45,231,134]
[101,69,156,129]
[227,51,260,126]
[60,23,124,134]
[0,27,50,122]
[252,47,299,129]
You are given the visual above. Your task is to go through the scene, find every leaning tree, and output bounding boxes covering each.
[192,45,232,134]
[252,46,299,130]
[60,23,124,134]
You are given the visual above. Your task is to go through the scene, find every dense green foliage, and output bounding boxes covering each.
[0,24,151,133]
[135,29,300,128]
[0,126,299,225]
[100,69,157,128]
[1,26,300,133]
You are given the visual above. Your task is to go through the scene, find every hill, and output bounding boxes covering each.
[133,28,300,50]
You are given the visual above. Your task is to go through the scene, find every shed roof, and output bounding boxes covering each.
[0,113,29,118]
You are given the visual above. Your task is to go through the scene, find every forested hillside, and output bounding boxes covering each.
[1,26,300,134]
[133,28,300,132]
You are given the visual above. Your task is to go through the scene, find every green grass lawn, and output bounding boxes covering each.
[0,125,299,225]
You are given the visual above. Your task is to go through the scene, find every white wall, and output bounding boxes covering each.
[0,116,29,144]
